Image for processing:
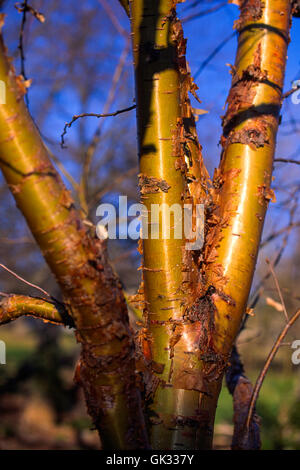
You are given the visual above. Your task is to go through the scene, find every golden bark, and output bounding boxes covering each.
[0,20,147,449]
[130,0,213,449]
[206,0,291,356]
[130,0,292,449]
[0,294,74,326]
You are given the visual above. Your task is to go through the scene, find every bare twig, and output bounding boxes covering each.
[274,158,300,165]
[46,145,80,193]
[282,84,300,100]
[247,199,298,314]
[16,0,29,105]
[15,2,45,106]
[266,258,289,323]
[99,0,129,38]
[60,105,135,148]
[89,166,138,207]
[182,1,227,23]
[0,236,33,244]
[261,220,300,248]
[246,308,300,429]
[79,39,131,213]
[194,31,236,79]
[0,263,50,298]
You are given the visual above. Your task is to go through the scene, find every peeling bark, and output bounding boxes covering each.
[0,21,147,450]
[0,294,74,327]
[130,0,214,450]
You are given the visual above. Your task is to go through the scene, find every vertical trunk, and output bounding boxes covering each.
[131,0,292,450]
[198,0,292,446]
[206,0,291,358]
[0,22,147,449]
[130,0,213,449]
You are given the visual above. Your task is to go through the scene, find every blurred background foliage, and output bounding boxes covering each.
[0,0,299,449]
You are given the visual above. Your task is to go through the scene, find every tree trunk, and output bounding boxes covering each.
[0,19,147,449]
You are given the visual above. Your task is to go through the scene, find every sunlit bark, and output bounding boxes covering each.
[130,0,292,449]
[0,21,147,449]
[0,294,74,326]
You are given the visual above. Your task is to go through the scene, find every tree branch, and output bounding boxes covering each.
[205,0,292,359]
[0,17,147,449]
[60,104,136,148]
[0,294,74,327]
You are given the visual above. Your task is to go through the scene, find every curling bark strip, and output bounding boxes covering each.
[0,22,147,449]
[206,0,292,367]
[130,0,212,450]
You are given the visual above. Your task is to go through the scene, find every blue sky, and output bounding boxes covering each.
[1,0,300,285]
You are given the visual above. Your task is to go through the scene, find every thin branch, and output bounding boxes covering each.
[194,31,236,79]
[274,158,300,165]
[99,0,129,38]
[0,236,33,244]
[0,293,74,327]
[0,263,51,298]
[282,84,300,100]
[261,220,300,248]
[265,259,289,323]
[16,0,29,105]
[15,2,45,106]
[118,0,130,17]
[246,308,300,429]
[88,166,138,208]
[247,199,298,315]
[60,105,136,148]
[79,39,131,214]
[182,1,227,23]
[46,145,80,193]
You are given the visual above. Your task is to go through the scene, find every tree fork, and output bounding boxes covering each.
[0,18,147,449]
[206,0,292,359]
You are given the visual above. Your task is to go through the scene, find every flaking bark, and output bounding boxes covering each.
[0,19,147,450]
[130,0,215,450]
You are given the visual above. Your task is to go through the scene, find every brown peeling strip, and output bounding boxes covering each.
[234,0,265,32]
[257,184,276,206]
[140,267,163,272]
[138,173,171,194]
[169,323,184,358]
[226,124,269,149]
[151,360,165,374]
